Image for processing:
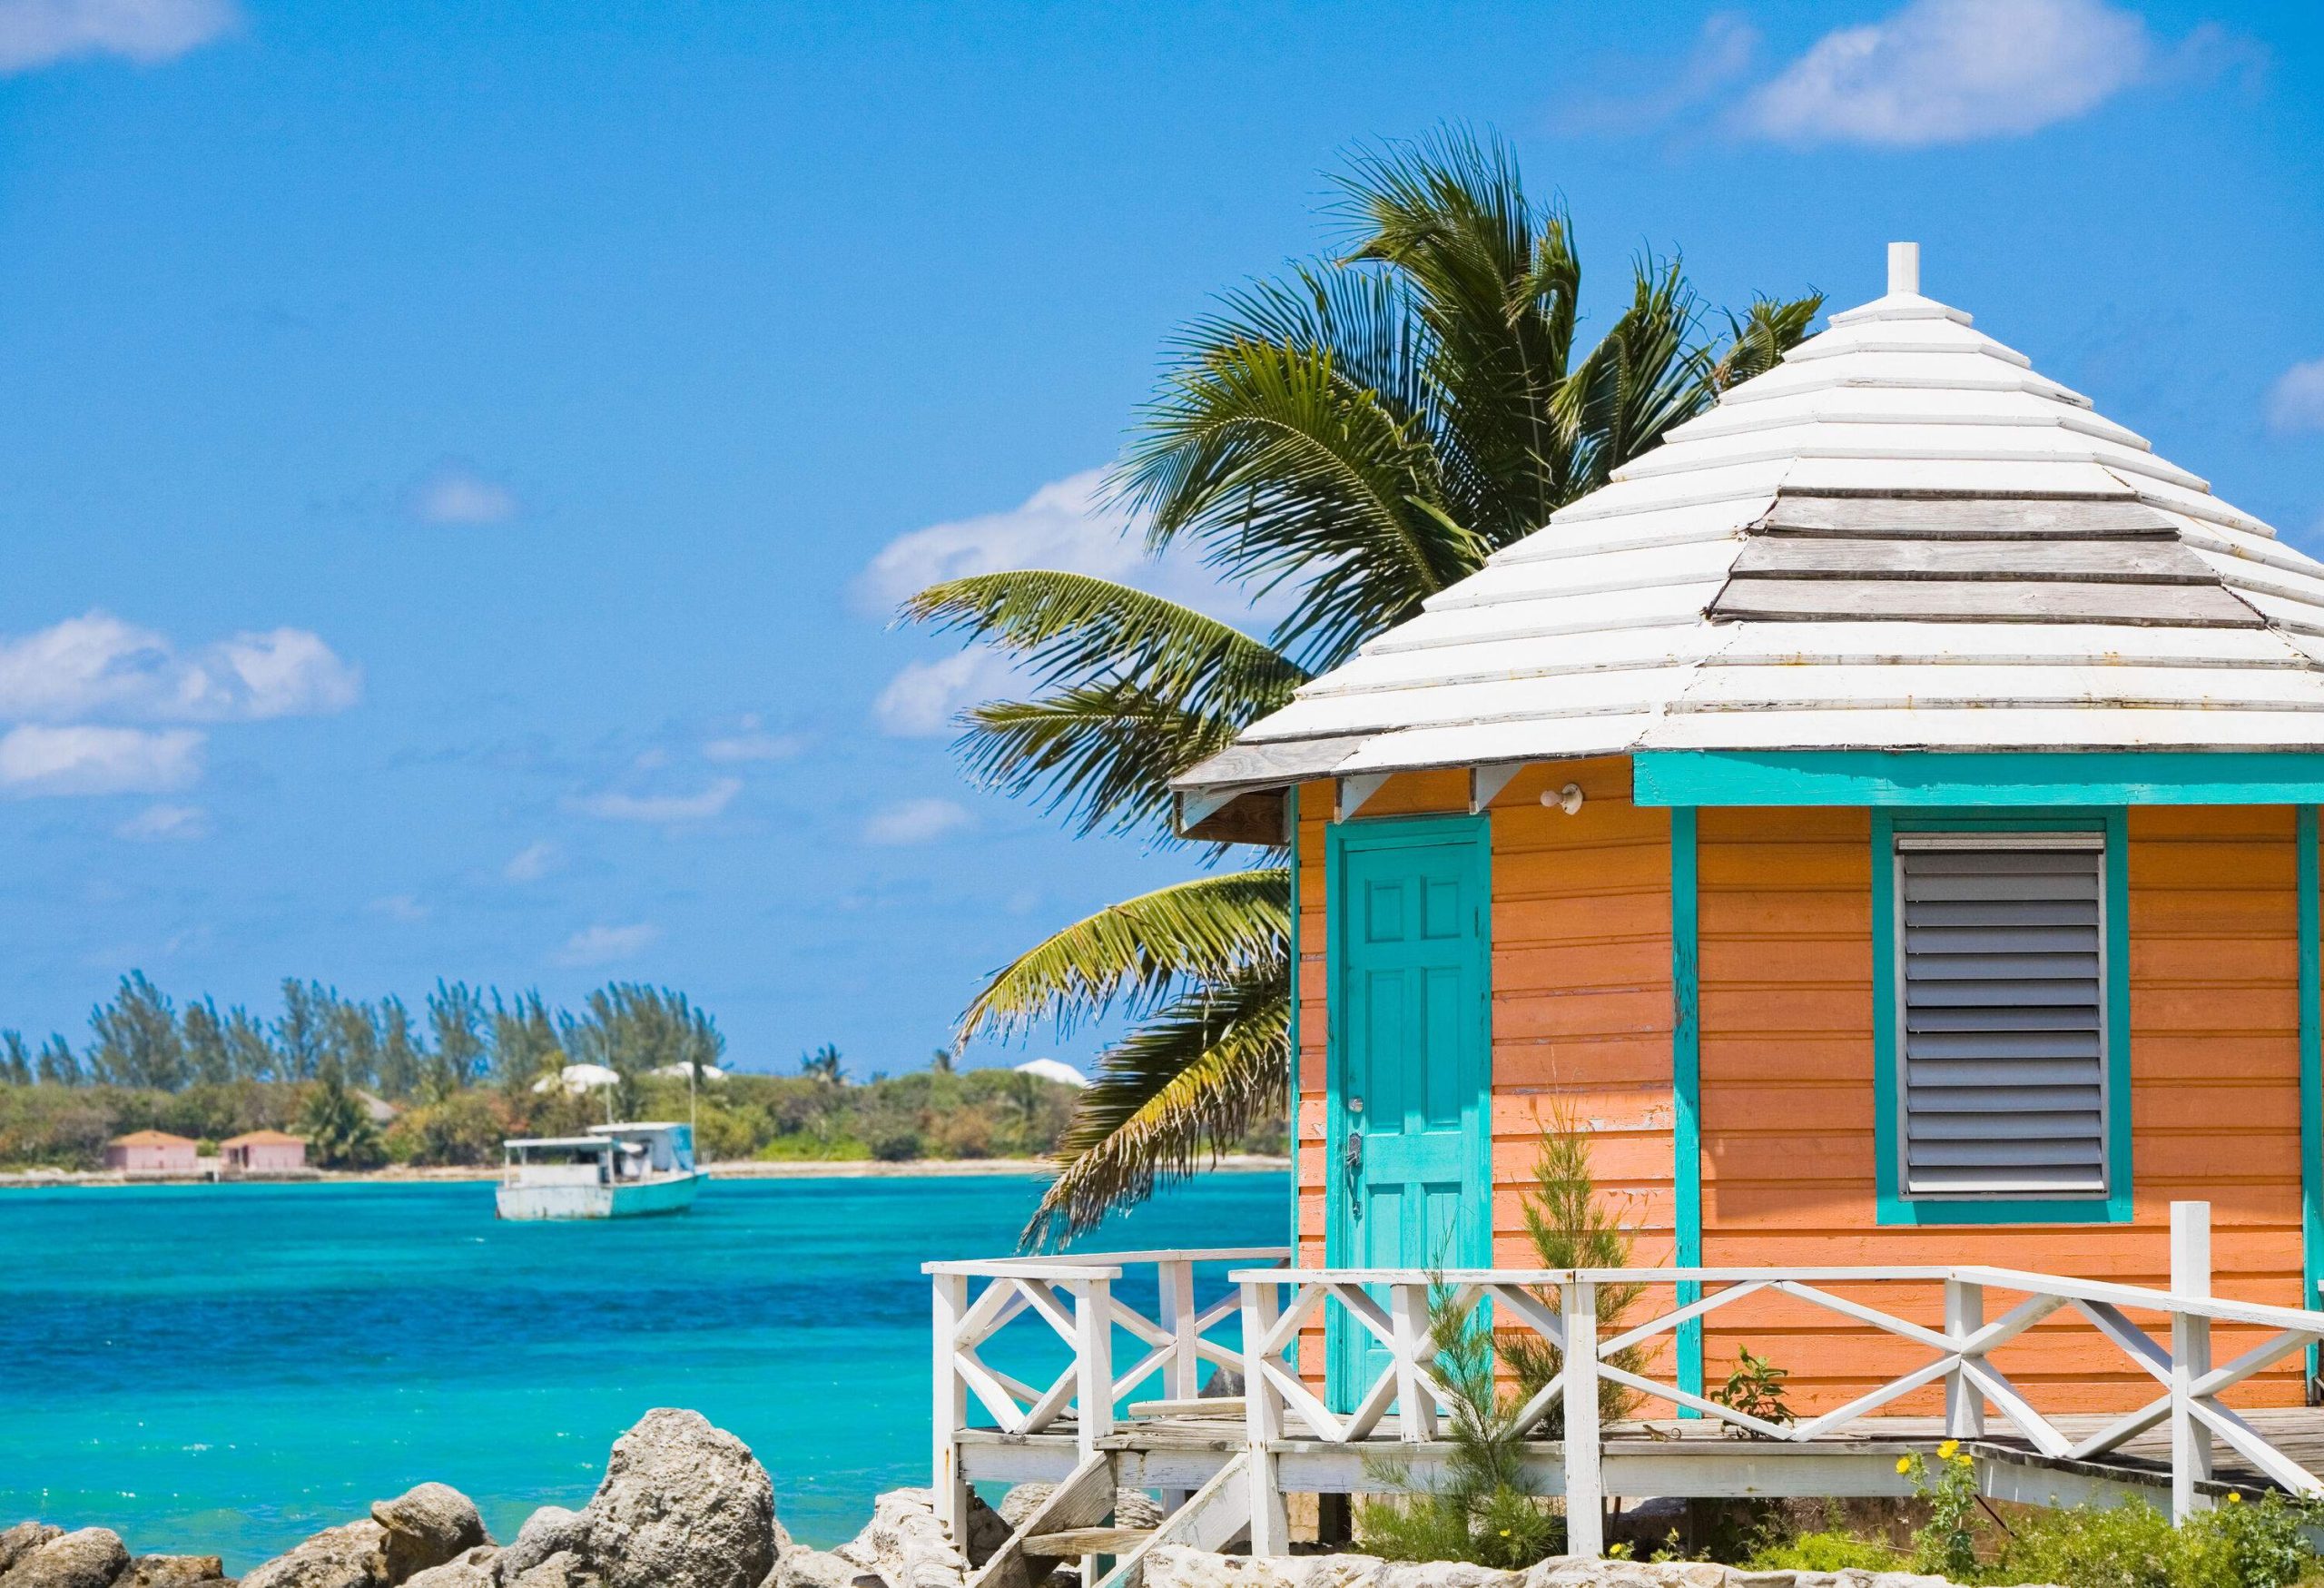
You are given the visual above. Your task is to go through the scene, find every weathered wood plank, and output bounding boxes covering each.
[1759,494,2175,538]
[1025,1529,1155,1556]
[1710,577,2263,627]
[1730,537,2214,583]
[1172,735,1366,793]
[966,1451,1115,1588]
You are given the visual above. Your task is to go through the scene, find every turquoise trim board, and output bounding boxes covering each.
[1287,784,1301,1258]
[1323,812,1495,1409]
[1870,810,2134,1226]
[2302,806,2322,1383]
[1636,751,2324,809]
[1669,806,1704,1410]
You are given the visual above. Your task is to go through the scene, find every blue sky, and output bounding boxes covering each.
[1,0,2319,1076]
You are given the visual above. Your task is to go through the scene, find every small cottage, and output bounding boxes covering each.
[221,1129,307,1175]
[1175,243,2324,1416]
[104,1129,200,1176]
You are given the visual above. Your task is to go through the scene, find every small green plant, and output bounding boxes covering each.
[1500,1101,1646,1428]
[1709,1346,1793,1434]
[1354,1276,1564,1568]
[1900,1440,1983,1579]
[1743,1530,1904,1573]
[1993,1490,2323,1588]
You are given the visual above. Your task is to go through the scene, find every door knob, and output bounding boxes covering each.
[1342,1129,1364,1219]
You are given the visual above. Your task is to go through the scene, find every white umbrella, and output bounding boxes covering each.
[1013,1058,1088,1089]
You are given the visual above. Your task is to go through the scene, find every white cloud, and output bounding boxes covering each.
[409,462,520,526]
[1739,0,2150,146]
[579,776,742,824]
[555,922,660,967]
[503,841,560,883]
[0,0,239,74]
[874,649,1018,738]
[2269,359,2324,435]
[367,893,428,923]
[1555,12,1762,133]
[704,715,801,764]
[115,802,207,841]
[0,611,360,724]
[856,469,1145,612]
[863,797,974,846]
[0,725,202,796]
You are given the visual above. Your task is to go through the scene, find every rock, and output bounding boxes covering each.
[955,1497,1004,1573]
[120,1558,228,1588]
[495,1512,586,1584]
[239,1524,388,1588]
[833,1492,966,1588]
[1373,1564,1520,1588]
[574,1410,776,1588]
[0,1527,64,1581]
[771,1554,881,1588]
[1144,1549,1297,1588]
[0,1529,131,1588]
[399,1549,497,1588]
[505,1554,597,1588]
[372,1485,488,1584]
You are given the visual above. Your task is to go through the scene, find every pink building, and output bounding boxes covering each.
[103,1130,199,1175]
[222,1129,307,1175]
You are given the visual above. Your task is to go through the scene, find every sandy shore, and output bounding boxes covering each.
[0,1153,1289,1189]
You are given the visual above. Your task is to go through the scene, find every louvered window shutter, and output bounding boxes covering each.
[1895,836,2108,1198]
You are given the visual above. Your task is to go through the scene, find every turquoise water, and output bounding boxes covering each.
[0,1172,1286,1571]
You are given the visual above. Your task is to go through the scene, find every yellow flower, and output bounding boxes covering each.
[1937,1439,1960,1460]
[2228,1492,2243,1504]
[1499,1531,1511,1537]
[1896,1456,1914,1475]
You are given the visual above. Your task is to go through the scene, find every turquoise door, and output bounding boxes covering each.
[1326,814,1493,1409]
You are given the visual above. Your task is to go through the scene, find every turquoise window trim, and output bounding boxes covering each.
[2301,805,2321,1378]
[1872,808,2134,1227]
[1287,784,1302,1258]
[1669,806,1704,1410]
[1636,750,2324,809]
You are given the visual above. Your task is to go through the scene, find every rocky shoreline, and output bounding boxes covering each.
[0,1410,2020,1588]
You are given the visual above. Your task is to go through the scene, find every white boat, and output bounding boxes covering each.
[496,1122,704,1220]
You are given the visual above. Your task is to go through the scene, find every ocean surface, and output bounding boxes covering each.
[1,1170,1287,1571]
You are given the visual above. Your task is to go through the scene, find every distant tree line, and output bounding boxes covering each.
[0,972,723,1100]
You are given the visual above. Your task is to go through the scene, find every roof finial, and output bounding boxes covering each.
[1888,241,1920,297]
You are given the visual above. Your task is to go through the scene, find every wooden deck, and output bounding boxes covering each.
[961,1406,2324,1509]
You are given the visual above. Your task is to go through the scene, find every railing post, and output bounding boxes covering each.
[1390,1280,1437,1441]
[1073,1276,1117,1464]
[1240,1277,1289,1557]
[1157,1258,1197,1512]
[2171,1201,2215,1524]
[1944,1278,1986,1439]
[1561,1279,1603,1558]
[931,1271,970,1543]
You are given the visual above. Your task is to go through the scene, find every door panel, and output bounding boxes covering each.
[1326,815,1492,1409]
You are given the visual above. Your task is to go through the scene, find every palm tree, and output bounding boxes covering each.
[800,1043,845,1085]
[906,130,1819,1248]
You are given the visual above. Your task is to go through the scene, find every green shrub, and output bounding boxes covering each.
[1744,1531,1904,1573]
[383,1090,515,1167]
[1994,1493,2321,1588]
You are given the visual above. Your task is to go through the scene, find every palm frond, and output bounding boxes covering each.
[959,868,1287,1042]
[1709,292,1826,392]
[1019,968,1289,1249]
[1551,254,1707,496]
[901,572,1305,834]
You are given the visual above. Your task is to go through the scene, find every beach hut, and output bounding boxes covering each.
[103,1129,199,1176]
[1168,242,2324,1412]
[923,246,2324,1556]
[220,1129,307,1175]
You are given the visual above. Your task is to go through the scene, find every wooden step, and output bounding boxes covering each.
[1125,1396,1245,1419]
[1023,1528,1156,1557]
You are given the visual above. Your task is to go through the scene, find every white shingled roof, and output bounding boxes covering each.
[1177,243,2324,794]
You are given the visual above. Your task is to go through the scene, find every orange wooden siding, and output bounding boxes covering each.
[1694,803,2308,1414]
[1295,768,2310,1416]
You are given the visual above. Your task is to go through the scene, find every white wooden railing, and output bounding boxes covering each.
[931,1206,2324,1561]
[924,1247,1289,1539]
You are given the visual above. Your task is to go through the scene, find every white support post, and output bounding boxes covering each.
[1390,1281,1438,1441]
[1073,1277,1118,1463]
[1157,1258,1198,1513]
[1241,1279,1289,1558]
[2171,1201,2215,1524]
[1945,1279,1986,1439]
[931,1272,970,1543]
[1561,1281,1603,1558]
